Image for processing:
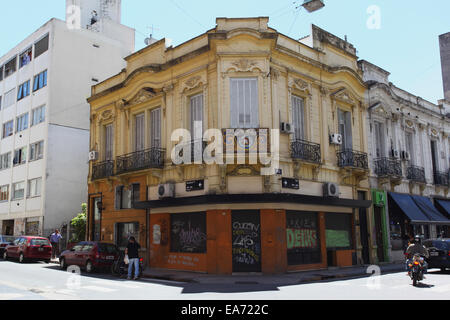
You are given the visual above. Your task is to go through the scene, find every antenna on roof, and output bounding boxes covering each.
[144,25,160,46]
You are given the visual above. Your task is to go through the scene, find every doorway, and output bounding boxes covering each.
[373,206,386,262]
[231,211,262,273]
[358,192,370,265]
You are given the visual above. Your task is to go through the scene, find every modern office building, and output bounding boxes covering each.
[0,0,134,237]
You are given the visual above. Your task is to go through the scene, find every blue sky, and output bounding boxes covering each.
[1,0,448,103]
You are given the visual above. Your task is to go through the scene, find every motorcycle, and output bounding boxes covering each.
[111,251,144,278]
[407,253,425,287]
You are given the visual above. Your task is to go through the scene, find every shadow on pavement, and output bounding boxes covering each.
[181,283,280,294]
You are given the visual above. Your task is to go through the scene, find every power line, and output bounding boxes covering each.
[169,0,207,29]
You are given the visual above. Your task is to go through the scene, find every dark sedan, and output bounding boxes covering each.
[0,235,18,257]
[424,239,450,272]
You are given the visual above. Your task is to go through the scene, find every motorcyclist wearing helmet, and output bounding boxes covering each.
[405,235,429,276]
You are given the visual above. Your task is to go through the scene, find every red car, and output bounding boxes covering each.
[59,241,119,273]
[3,236,52,263]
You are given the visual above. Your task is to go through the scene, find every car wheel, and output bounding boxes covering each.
[19,253,25,263]
[85,260,94,273]
[60,258,67,270]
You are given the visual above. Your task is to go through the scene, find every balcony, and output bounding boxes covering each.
[337,149,368,170]
[406,166,426,184]
[175,139,208,164]
[92,161,114,180]
[116,148,165,175]
[374,158,402,178]
[433,171,449,187]
[291,139,321,164]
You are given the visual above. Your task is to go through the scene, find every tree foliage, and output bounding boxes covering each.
[70,203,87,242]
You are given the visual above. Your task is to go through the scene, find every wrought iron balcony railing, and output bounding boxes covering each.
[116,148,165,175]
[374,157,402,178]
[92,160,114,180]
[406,165,426,184]
[433,171,449,187]
[337,149,368,170]
[291,139,321,164]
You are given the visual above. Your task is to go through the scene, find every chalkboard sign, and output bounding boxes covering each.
[286,211,321,266]
[170,212,207,253]
[186,180,204,192]
[232,211,262,272]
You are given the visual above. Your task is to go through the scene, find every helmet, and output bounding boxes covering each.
[414,235,421,243]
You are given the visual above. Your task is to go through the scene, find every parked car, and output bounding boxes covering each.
[59,241,120,273]
[3,236,52,263]
[424,238,450,272]
[0,235,18,257]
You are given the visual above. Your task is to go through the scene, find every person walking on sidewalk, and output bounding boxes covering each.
[50,229,62,260]
[125,237,141,280]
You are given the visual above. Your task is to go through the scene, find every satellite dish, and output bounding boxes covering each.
[144,35,158,46]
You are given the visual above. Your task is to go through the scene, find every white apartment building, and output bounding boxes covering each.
[0,0,134,237]
[360,60,450,263]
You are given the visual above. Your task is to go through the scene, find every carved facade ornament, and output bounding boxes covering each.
[405,120,414,129]
[182,76,204,92]
[230,59,258,72]
[334,90,355,105]
[430,127,439,138]
[290,77,311,94]
[128,87,156,106]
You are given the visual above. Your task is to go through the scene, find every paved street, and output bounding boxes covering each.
[0,260,449,300]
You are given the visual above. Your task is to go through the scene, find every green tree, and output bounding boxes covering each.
[70,203,87,242]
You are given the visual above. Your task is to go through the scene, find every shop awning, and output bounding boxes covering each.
[434,199,450,219]
[388,193,431,224]
[411,195,450,225]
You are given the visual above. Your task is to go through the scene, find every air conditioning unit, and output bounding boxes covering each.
[330,133,343,145]
[391,149,400,159]
[88,151,98,161]
[280,122,293,134]
[158,183,175,199]
[401,151,411,161]
[323,182,339,198]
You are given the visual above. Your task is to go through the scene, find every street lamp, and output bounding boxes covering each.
[302,0,325,13]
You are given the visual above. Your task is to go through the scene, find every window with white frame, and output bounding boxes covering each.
[4,88,16,108]
[230,78,259,128]
[0,152,11,170]
[16,113,29,133]
[0,185,9,202]
[31,105,45,126]
[17,80,30,101]
[338,109,353,150]
[13,147,27,166]
[2,120,14,139]
[12,182,25,200]
[291,95,305,140]
[373,121,385,158]
[104,124,113,161]
[29,141,44,161]
[150,108,161,148]
[190,94,203,140]
[134,113,145,152]
[27,178,42,198]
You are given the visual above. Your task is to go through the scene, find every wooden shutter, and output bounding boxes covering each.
[151,108,161,148]
[105,124,113,160]
[135,113,145,151]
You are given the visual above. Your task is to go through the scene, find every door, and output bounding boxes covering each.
[232,211,262,273]
[91,197,102,242]
[374,207,385,262]
[358,191,370,265]
[430,140,438,176]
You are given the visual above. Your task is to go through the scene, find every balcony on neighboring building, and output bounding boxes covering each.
[337,149,369,170]
[374,157,402,178]
[406,165,426,184]
[116,148,165,175]
[91,160,115,180]
[291,139,321,164]
[433,171,449,187]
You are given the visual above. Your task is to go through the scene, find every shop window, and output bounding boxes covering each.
[286,211,321,265]
[116,222,139,248]
[170,212,206,253]
[2,120,14,139]
[33,70,47,92]
[4,56,17,78]
[325,213,353,250]
[16,113,29,133]
[34,34,49,59]
[17,81,30,101]
[19,48,32,68]
[13,147,27,166]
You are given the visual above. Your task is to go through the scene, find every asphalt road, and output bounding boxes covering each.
[0,259,449,300]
